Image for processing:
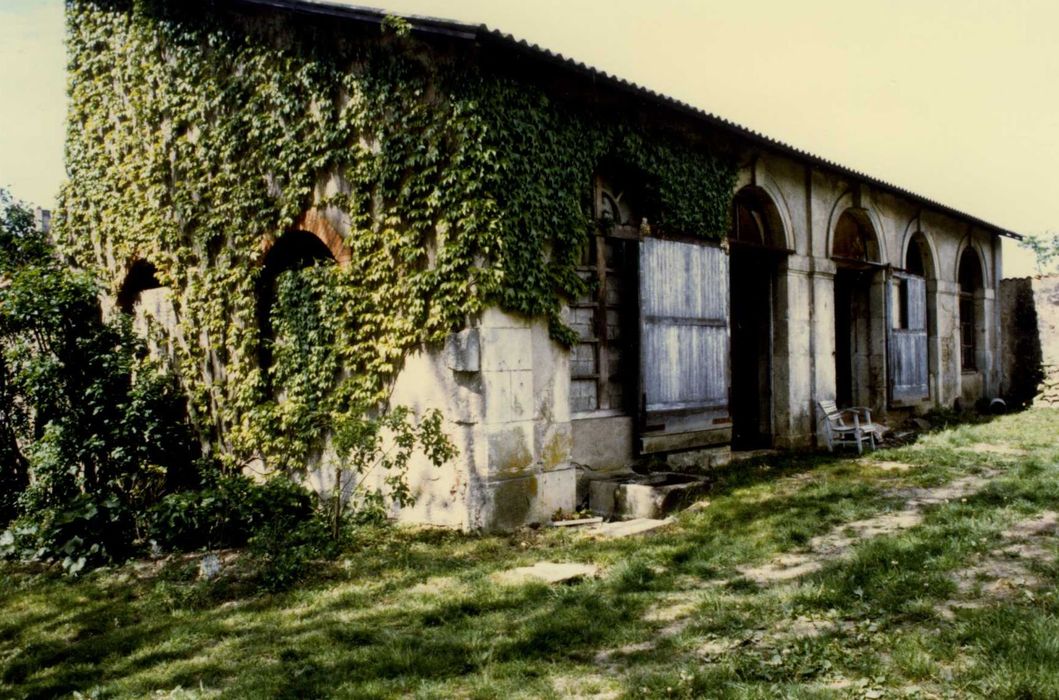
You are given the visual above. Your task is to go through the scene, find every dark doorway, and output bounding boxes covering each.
[834,271,854,407]
[834,268,874,408]
[730,251,774,450]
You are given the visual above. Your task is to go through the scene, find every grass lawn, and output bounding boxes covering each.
[4,408,1059,699]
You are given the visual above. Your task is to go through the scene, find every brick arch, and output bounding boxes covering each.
[260,209,351,267]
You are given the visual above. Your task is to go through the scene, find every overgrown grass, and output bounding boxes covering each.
[4,409,1059,698]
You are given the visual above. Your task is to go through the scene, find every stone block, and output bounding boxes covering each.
[482,370,534,424]
[531,320,570,423]
[535,421,572,472]
[492,561,599,585]
[480,306,531,329]
[571,415,635,472]
[479,327,532,372]
[483,421,535,478]
[477,468,576,531]
[665,445,730,470]
[444,328,480,373]
[589,472,710,520]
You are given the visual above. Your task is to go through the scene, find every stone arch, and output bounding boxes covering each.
[899,216,939,280]
[828,193,888,412]
[731,182,793,251]
[953,236,991,288]
[728,184,792,450]
[826,191,887,265]
[257,228,340,375]
[956,242,988,379]
[895,219,942,405]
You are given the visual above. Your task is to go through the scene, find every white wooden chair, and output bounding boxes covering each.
[817,400,879,454]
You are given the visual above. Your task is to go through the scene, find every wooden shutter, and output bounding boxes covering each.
[890,273,929,401]
[639,238,730,452]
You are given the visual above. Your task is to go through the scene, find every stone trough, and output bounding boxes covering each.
[588,472,710,520]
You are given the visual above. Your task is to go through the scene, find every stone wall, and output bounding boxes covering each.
[1000,276,1058,407]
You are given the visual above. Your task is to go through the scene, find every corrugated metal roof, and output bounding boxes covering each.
[233,0,1022,240]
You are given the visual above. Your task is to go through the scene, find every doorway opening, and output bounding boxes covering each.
[832,210,884,410]
[729,189,785,450]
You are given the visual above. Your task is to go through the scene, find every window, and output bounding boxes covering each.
[892,278,909,330]
[957,248,983,372]
[570,177,638,415]
[832,212,879,263]
[117,260,162,314]
[959,293,975,371]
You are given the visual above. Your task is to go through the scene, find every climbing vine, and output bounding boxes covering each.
[58,0,737,470]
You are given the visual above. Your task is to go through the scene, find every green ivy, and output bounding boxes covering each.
[58,0,737,470]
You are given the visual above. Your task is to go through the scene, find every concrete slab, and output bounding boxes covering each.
[493,561,599,585]
[589,472,710,520]
[591,517,675,539]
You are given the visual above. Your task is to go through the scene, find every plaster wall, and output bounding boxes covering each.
[746,152,1001,446]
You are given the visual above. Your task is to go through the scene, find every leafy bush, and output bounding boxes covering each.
[0,189,199,568]
[149,473,315,552]
[249,515,336,592]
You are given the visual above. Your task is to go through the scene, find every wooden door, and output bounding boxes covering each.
[639,237,730,452]
[889,272,929,401]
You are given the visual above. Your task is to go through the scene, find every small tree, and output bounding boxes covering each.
[1019,231,1059,276]
[330,404,458,534]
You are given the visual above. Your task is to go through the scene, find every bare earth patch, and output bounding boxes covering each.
[867,460,915,472]
[958,443,1029,457]
[594,470,1001,663]
[550,672,621,699]
[941,510,1058,616]
[642,592,699,623]
[739,472,994,585]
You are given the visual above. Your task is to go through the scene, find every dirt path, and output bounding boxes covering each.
[595,467,1003,667]
[737,471,996,585]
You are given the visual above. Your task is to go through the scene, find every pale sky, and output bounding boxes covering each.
[1,0,1054,276]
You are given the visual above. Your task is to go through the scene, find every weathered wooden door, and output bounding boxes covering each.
[889,272,929,401]
[639,237,730,453]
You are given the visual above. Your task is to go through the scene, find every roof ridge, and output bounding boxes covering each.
[232,0,1021,239]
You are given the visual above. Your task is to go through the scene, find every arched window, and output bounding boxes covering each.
[117,260,162,314]
[832,211,880,263]
[731,190,783,249]
[257,230,338,379]
[958,248,983,372]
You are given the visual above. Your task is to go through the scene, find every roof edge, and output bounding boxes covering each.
[229,0,1022,240]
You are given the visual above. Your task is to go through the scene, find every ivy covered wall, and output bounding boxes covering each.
[58,0,737,472]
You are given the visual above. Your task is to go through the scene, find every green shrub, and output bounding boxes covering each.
[148,474,315,551]
[0,189,200,570]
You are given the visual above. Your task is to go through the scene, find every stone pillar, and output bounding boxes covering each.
[810,261,837,446]
[934,280,960,407]
[772,255,815,448]
[469,308,575,530]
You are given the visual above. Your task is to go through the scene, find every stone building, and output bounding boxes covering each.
[64,0,1019,530]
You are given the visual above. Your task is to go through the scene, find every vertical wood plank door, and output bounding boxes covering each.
[890,273,929,401]
[639,237,729,434]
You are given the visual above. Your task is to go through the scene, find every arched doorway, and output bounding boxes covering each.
[889,232,936,404]
[729,188,788,450]
[832,210,886,410]
[957,246,985,376]
[257,230,339,387]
